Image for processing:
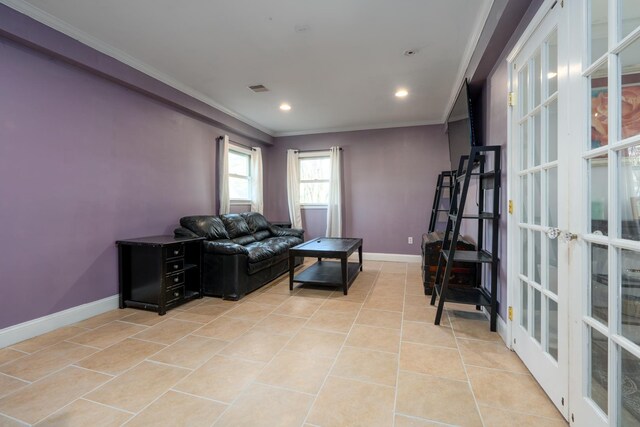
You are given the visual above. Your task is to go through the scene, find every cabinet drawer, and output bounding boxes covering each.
[166,244,184,259]
[166,285,184,303]
[166,272,184,287]
[166,259,184,274]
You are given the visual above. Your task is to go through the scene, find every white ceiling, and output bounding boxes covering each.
[7,0,493,136]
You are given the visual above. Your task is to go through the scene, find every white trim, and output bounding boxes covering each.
[0,0,275,137]
[441,0,496,123]
[301,205,328,210]
[497,313,509,346]
[348,252,421,263]
[274,119,442,137]
[0,295,119,348]
[298,151,330,159]
[481,306,510,346]
[506,0,557,63]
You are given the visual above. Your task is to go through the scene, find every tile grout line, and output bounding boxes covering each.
[169,389,229,406]
[300,264,383,426]
[0,303,234,425]
[206,276,345,426]
[0,371,32,384]
[395,411,458,426]
[391,262,408,427]
[28,327,180,426]
[78,397,137,415]
[0,411,30,426]
[446,307,487,427]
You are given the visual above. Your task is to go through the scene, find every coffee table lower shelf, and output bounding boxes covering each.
[293,261,360,291]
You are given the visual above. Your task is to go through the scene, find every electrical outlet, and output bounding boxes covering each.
[408,237,413,244]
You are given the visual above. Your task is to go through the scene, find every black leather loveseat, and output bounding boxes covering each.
[174,212,304,300]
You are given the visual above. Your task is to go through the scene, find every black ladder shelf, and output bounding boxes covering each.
[429,145,501,331]
[428,170,455,232]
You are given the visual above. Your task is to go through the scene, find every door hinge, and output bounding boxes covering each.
[508,92,516,107]
[571,413,574,422]
[561,397,565,406]
[561,0,564,8]
[508,306,513,321]
[508,200,514,214]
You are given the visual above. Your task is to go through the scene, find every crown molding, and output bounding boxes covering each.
[442,0,496,123]
[1,0,275,137]
[274,119,443,138]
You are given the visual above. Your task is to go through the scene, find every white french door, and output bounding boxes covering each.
[509,2,569,417]
[567,0,640,426]
[509,0,640,425]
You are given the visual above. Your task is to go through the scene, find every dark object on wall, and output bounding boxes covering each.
[116,236,204,315]
[422,232,477,295]
[430,145,501,331]
[446,78,478,171]
[174,212,304,300]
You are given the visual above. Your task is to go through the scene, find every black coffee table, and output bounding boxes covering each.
[289,238,363,295]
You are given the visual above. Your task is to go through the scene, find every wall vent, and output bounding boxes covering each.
[248,84,269,92]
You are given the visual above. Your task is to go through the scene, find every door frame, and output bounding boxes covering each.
[505,0,569,418]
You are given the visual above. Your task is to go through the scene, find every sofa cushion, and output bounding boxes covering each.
[261,237,295,255]
[241,212,271,233]
[245,241,276,263]
[180,216,229,240]
[202,240,248,255]
[232,235,257,246]
[221,214,252,239]
[253,230,271,241]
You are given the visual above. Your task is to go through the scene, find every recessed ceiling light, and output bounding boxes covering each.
[280,103,292,111]
[395,89,409,98]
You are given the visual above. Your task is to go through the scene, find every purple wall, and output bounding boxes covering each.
[0,37,260,329]
[0,4,272,145]
[462,0,544,319]
[264,126,450,255]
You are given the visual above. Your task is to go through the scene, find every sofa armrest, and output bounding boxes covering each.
[203,241,250,255]
[269,225,304,238]
[174,227,199,238]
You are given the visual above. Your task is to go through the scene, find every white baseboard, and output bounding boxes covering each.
[497,315,509,346]
[349,252,421,263]
[479,307,510,347]
[0,295,119,348]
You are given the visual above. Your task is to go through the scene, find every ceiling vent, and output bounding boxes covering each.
[248,84,269,93]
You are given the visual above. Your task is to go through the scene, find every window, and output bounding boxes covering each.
[299,153,330,205]
[228,148,251,201]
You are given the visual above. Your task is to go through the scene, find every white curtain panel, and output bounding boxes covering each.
[250,146,264,214]
[325,146,342,237]
[286,149,303,229]
[218,135,230,214]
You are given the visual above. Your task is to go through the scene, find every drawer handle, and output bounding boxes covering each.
[174,291,180,297]
[174,277,179,283]
[174,250,179,255]
[173,264,179,269]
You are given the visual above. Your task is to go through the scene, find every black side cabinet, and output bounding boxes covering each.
[116,235,204,315]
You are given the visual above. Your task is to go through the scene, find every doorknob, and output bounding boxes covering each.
[545,228,578,243]
[546,228,561,239]
[559,231,578,243]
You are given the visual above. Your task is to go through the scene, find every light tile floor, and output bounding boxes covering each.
[0,261,567,426]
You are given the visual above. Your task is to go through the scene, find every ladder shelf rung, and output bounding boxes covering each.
[442,250,494,263]
[456,171,496,181]
[448,213,498,220]
[433,285,492,307]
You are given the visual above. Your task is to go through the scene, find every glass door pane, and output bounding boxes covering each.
[578,3,640,425]
[515,27,561,363]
